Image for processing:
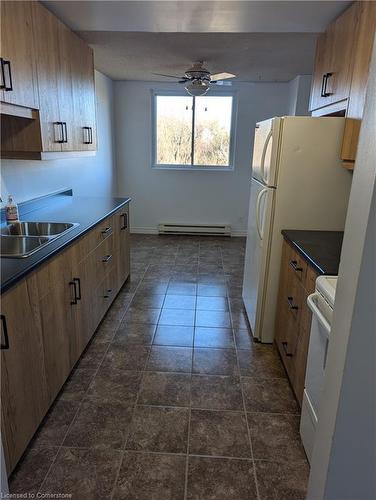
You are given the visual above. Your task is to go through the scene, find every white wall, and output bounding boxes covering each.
[287,75,312,116]
[114,80,296,235]
[0,71,116,203]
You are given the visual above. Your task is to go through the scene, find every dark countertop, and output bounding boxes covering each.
[1,192,130,293]
[281,229,344,276]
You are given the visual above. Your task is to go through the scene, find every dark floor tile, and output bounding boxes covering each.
[138,372,191,407]
[193,348,238,376]
[123,307,161,325]
[197,284,227,297]
[126,406,189,453]
[248,413,306,462]
[32,401,79,448]
[40,447,122,500]
[159,308,195,327]
[9,447,58,494]
[63,400,133,449]
[226,285,243,298]
[189,409,251,458]
[113,323,156,345]
[256,460,309,500]
[163,294,196,310]
[102,344,150,371]
[147,346,193,373]
[77,341,110,369]
[187,456,257,500]
[191,375,243,410]
[194,327,234,348]
[93,317,119,343]
[195,310,231,328]
[114,451,186,500]
[58,368,96,403]
[231,310,250,329]
[242,378,299,414]
[237,345,286,378]
[86,367,142,405]
[153,325,194,347]
[137,281,169,295]
[196,296,228,311]
[234,328,253,349]
[131,293,165,309]
[167,282,197,296]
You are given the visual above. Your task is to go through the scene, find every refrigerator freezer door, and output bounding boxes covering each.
[242,179,276,339]
[251,117,281,187]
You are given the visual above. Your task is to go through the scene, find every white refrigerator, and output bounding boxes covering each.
[242,116,352,343]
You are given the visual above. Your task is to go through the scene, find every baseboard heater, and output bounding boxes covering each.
[158,223,231,236]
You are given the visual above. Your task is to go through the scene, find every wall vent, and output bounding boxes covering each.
[158,223,231,236]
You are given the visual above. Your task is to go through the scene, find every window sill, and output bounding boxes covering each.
[152,165,234,172]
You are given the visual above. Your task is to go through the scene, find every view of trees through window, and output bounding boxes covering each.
[155,94,233,167]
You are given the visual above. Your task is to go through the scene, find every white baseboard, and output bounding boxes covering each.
[131,227,247,237]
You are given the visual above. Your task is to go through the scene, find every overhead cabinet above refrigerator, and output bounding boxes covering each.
[242,116,352,343]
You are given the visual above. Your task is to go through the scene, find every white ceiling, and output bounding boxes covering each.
[43,1,350,82]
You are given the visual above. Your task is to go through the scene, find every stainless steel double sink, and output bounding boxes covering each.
[1,221,79,258]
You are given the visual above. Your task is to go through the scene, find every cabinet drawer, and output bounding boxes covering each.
[286,247,307,285]
[91,234,115,286]
[92,267,118,330]
[75,215,115,261]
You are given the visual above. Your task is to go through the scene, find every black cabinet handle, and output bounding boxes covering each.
[54,122,64,143]
[62,122,68,143]
[321,72,333,97]
[289,260,303,272]
[1,315,9,350]
[83,126,93,144]
[120,212,128,230]
[89,127,93,144]
[0,58,6,90]
[287,296,299,310]
[70,280,78,305]
[104,288,113,299]
[282,341,293,357]
[102,254,112,263]
[1,59,13,92]
[73,277,81,300]
[101,226,112,236]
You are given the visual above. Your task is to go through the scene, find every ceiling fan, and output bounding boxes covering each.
[152,61,236,96]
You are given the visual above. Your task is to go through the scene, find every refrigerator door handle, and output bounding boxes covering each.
[256,188,268,240]
[260,129,273,184]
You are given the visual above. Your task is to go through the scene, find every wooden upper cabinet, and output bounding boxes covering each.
[0,1,39,109]
[341,1,376,163]
[70,33,97,151]
[309,3,358,112]
[31,1,62,152]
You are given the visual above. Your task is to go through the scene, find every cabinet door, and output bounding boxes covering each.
[70,33,97,151]
[35,250,76,403]
[0,1,38,109]
[341,2,376,163]
[57,20,75,152]
[1,278,49,474]
[324,3,358,106]
[309,33,331,111]
[31,1,62,152]
[114,205,131,290]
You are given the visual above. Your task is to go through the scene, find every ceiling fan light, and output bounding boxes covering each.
[185,81,210,97]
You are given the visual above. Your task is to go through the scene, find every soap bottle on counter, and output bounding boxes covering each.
[5,195,19,222]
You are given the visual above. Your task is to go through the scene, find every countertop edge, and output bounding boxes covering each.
[282,231,325,275]
[1,198,131,294]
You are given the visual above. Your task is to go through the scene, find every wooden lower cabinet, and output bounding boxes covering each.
[274,239,318,406]
[0,204,130,474]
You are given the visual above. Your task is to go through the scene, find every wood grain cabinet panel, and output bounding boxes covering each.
[114,205,131,290]
[274,239,319,407]
[1,278,49,473]
[0,1,39,109]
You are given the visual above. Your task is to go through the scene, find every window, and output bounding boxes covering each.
[152,92,236,169]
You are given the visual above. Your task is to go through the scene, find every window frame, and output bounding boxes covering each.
[151,89,238,171]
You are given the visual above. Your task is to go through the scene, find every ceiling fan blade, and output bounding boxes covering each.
[210,72,236,81]
[152,73,184,79]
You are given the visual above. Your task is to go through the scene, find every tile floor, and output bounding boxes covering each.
[9,234,309,499]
